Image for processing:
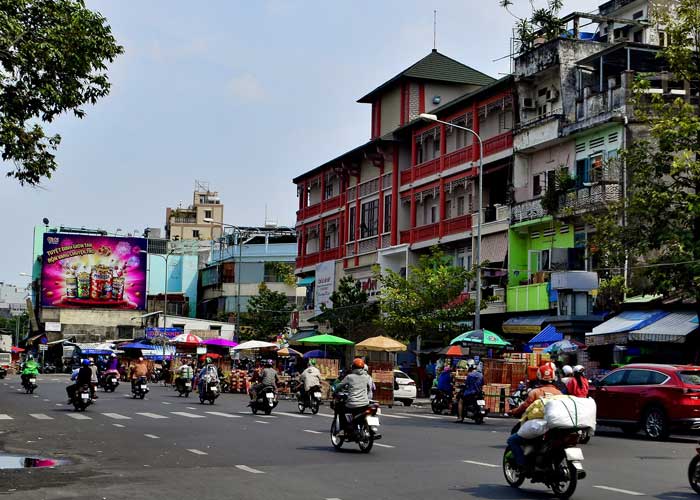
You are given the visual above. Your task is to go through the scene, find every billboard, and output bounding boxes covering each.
[41,233,147,310]
[314,261,335,315]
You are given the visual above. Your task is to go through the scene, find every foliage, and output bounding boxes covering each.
[499,0,564,53]
[541,169,576,215]
[265,262,296,287]
[242,283,293,340]
[377,247,477,343]
[318,275,379,339]
[1,0,123,184]
[0,313,29,338]
[595,275,628,313]
[591,0,700,304]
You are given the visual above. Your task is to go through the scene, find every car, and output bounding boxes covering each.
[393,369,416,406]
[589,363,700,440]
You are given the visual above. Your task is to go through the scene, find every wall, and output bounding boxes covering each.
[147,254,199,318]
[380,85,401,136]
[513,141,576,202]
[424,82,480,113]
[508,219,574,285]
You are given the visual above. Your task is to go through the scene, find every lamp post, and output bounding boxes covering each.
[18,273,32,346]
[419,113,484,331]
[141,248,177,366]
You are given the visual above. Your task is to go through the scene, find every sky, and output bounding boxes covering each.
[0,0,602,285]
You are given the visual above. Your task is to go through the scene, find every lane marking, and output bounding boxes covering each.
[112,424,125,428]
[42,399,50,402]
[0,414,13,420]
[66,414,91,420]
[276,411,311,419]
[303,429,323,434]
[32,395,39,398]
[102,413,131,420]
[593,486,645,496]
[318,413,334,418]
[55,403,63,406]
[235,465,264,474]
[463,460,499,468]
[161,402,172,405]
[205,411,241,418]
[254,420,270,424]
[144,434,160,439]
[187,449,207,455]
[186,407,198,410]
[257,415,278,419]
[29,413,53,420]
[136,412,168,419]
[397,413,441,420]
[171,412,205,419]
[380,414,410,419]
[374,443,395,448]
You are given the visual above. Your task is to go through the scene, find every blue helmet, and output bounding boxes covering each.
[82,359,91,366]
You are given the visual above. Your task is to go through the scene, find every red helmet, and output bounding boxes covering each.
[352,358,365,370]
[537,362,556,382]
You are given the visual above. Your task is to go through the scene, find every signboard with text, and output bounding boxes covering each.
[314,261,335,315]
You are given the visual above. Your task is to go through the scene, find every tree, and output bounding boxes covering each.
[243,283,293,341]
[499,0,564,54]
[591,0,700,308]
[1,0,123,184]
[377,248,477,343]
[318,275,379,339]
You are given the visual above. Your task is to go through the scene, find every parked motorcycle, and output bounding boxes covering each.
[688,440,700,494]
[503,427,587,499]
[199,379,220,405]
[297,385,322,414]
[330,392,382,453]
[72,385,93,412]
[100,372,120,392]
[175,377,192,397]
[22,376,38,394]
[464,391,489,424]
[249,386,278,415]
[430,387,452,415]
[131,376,149,399]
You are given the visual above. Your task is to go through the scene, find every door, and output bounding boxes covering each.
[593,369,628,421]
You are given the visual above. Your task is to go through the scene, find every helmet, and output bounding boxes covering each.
[138,357,144,361]
[573,365,585,374]
[562,365,573,376]
[309,359,317,366]
[206,357,212,364]
[110,353,116,358]
[537,362,556,382]
[266,359,274,367]
[352,358,365,370]
[82,359,91,366]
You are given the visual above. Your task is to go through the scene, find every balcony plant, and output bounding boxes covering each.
[499,0,565,54]
[541,168,576,216]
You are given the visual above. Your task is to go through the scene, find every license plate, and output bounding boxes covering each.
[81,394,89,400]
[29,379,36,384]
[314,392,322,398]
[430,394,436,399]
[109,378,116,383]
[565,448,584,461]
[266,393,274,399]
[477,400,486,405]
[211,387,218,392]
[185,382,191,387]
[366,416,380,426]
[141,385,147,390]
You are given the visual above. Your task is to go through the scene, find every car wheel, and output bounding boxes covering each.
[402,399,413,407]
[643,406,670,440]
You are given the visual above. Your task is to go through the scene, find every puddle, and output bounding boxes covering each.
[0,455,66,469]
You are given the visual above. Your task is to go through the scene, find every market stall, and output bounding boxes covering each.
[356,336,408,407]
[298,334,353,399]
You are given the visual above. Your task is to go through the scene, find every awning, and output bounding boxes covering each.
[527,325,563,346]
[503,315,549,334]
[588,310,668,336]
[479,233,508,264]
[629,312,699,342]
[297,277,316,286]
[288,330,320,343]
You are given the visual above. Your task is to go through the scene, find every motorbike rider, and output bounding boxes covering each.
[561,365,573,387]
[507,362,562,468]
[299,359,322,402]
[176,361,194,392]
[436,365,452,394]
[88,357,99,399]
[250,360,279,400]
[335,358,373,434]
[20,355,40,387]
[456,364,483,423]
[197,358,219,394]
[66,359,93,403]
[567,365,590,398]
[131,357,149,391]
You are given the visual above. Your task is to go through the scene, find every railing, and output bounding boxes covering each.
[346,242,356,257]
[559,184,621,213]
[400,223,440,244]
[358,236,378,254]
[472,205,511,226]
[381,233,391,248]
[296,194,343,221]
[511,199,545,224]
[400,230,411,244]
[483,132,513,157]
[400,169,412,185]
[506,282,551,313]
[414,158,440,181]
[444,145,473,170]
[444,215,471,235]
[171,217,197,224]
[295,247,341,269]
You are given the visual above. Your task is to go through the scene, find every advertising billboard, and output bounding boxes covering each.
[41,233,147,310]
[314,261,335,315]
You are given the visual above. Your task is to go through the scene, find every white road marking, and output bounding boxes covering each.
[397,413,441,420]
[326,498,343,500]
[303,429,323,434]
[161,402,172,405]
[55,403,62,406]
[136,413,168,419]
[257,414,278,419]
[318,413,334,418]
[380,414,410,419]
[205,411,241,418]
[374,443,395,448]
[144,434,160,439]
[42,399,49,402]
[66,414,91,420]
[102,413,131,420]
[186,407,198,410]
[32,395,39,398]
[112,424,125,428]
[276,411,311,419]
[29,413,52,420]
[463,460,499,468]
[0,414,13,420]
[186,449,207,455]
[254,420,270,424]
[593,485,645,496]
[235,465,264,474]
[171,411,205,419]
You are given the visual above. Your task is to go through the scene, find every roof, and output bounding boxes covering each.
[357,49,495,103]
[629,312,699,342]
[588,310,668,336]
[503,315,549,334]
[527,325,564,345]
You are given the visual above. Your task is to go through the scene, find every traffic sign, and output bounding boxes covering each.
[39,344,48,351]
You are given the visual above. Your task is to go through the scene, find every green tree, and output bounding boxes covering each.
[377,248,477,343]
[499,0,564,54]
[591,0,700,309]
[243,283,293,340]
[1,0,123,184]
[319,275,379,339]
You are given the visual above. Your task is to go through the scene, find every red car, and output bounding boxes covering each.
[590,363,700,440]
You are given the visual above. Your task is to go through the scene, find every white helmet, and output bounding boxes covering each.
[573,365,585,374]
[562,365,573,376]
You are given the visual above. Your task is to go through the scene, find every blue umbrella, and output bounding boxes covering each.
[303,349,328,359]
[119,342,153,350]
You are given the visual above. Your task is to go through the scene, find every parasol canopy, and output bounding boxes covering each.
[297,333,354,346]
[450,329,510,347]
[355,336,406,352]
[119,341,153,350]
[202,338,239,348]
[442,345,471,357]
[171,333,202,345]
[277,347,303,357]
[544,339,586,353]
[199,352,222,360]
[231,340,278,350]
[303,349,331,359]
[10,346,24,353]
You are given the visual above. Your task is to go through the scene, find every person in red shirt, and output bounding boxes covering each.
[566,365,589,398]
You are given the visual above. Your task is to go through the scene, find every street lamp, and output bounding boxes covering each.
[17,273,32,347]
[419,112,484,331]
[141,248,177,368]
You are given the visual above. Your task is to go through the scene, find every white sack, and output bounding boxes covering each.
[544,396,596,430]
[517,418,549,439]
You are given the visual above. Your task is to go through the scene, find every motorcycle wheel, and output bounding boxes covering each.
[209,398,215,405]
[298,402,305,414]
[357,424,374,454]
[502,447,525,488]
[689,455,700,494]
[474,415,484,425]
[550,459,578,499]
[139,393,145,400]
[330,418,344,450]
[431,401,441,415]
[200,397,205,404]
[264,407,272,415]
[311,399,320,415]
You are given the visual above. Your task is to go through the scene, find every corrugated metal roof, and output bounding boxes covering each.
[528,325,563,345]
[629,312,699,341]
[588,310,668,336]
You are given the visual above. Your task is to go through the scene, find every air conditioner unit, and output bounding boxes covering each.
[522,97,536,110]
[546,88,559,102]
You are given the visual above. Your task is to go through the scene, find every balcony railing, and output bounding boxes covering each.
[472,205,510,226]
[171,217,197,224]
[295,247,341,269]
[414,158,440,181]
[559,184,621,213]
[511,198,545,224]
[296,194,343,221]
[444,214,472,235]
[400,222,440,244]
[483,132,513,156]
[400,169,412,185]
[444,145,473,170]
[358,236,378,254]
[506,282,551,313]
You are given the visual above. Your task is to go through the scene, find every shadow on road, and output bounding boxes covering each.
[655,491,698,500]
[457,484,553,499]
[595,429,697,444]
[295,445,365,454]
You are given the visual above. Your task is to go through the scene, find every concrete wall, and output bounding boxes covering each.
[424,83,480,113]
[380,85,401,136]
[513,141,576,203]
[147,254,199,318]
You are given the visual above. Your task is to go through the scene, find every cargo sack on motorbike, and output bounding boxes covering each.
[517,418,549,439]
[521,399,545,421]
[544,395,596,431]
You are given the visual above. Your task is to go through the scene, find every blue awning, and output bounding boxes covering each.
[119,342,153,350]
[527,325,564,346]
[588,310,668,336]
[629,312,699,342]
[297,277,315,286]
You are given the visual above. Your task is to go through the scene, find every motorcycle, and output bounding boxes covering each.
[503,426,587,499]
[430,387,452,415]
[330,392,382,453]
[464,391,488,424]
[688,440,700,494]
[22,375,38,394]
[0,366,7,379]
[199,378,220,405]
[131,376,149,399]
[507,381,528,410]
[249,386,278,415]
[175,377,192,397]
[72,385,93,412]
[297,384,322,414]
[100,372,120,392]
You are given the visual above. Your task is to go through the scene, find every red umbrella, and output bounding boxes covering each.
[10,346,24,353]
[171,333,202,345]
[199,352,222,360]
[444,345,470,357]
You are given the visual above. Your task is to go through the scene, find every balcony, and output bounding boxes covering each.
[295,247,341,269]
[296,194,343,221]
[511,199,546,224]
[400,216,471,245]
[414,158,440,181]
[483,132,513,157]
[171,217,197,224]
[444,145,473,170]
[472,205,510,226]
[559,184,621,214]
[506,282,551,312]
[514,110,565,152]
[443,214,471,235]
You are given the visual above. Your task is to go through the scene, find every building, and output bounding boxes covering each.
[165,180,224,242]
[0,282,28,319]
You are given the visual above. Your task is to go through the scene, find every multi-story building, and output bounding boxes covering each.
[0,282,28,319]
[165,181,224,241]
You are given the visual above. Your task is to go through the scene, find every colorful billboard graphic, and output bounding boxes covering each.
[41,233,147,310]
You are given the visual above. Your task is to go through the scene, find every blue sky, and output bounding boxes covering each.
[0,0,601,284]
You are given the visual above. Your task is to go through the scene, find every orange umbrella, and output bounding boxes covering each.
[444,345,470,357]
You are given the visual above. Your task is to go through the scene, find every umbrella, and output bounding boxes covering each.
[119,341,154,350]
[277,347,302,357]
[355,336,406,352]
[199,352,222,360]
[171,333,202,344]
[10,346,24,353]
[544,339,586,353]
[303,349,330,359]
[297,334,354,346]
[442,345,471,357]
[288,330,320,344]
[202,338,239,348]
[231,340,278,350]
[450,329,510,347]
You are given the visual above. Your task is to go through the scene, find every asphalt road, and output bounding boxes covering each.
[0,374,697,500]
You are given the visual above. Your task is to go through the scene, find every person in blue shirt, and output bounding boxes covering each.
[436,366,452,393]
[456,365,484,422]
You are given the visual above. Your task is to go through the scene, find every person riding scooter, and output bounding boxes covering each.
[176,361,194,392]
[197,358,219,394]
[66,359,93,404]
[299,359,322,402]
[456,364,483,422]
[250,360,278,400]
[334,358,373,434]
[21,356,40,387]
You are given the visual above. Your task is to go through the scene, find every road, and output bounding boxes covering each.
[0,374,696,499]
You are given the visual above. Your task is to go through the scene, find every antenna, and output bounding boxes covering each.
[433,10,437,50]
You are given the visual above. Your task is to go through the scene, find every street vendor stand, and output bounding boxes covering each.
[298,334,353,399]
[356,336,407,407]
[230,340,278,394]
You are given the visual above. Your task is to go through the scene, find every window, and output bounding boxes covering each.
[633,30,643,43]
[324,220,338,249]
[325,180,334,200]
[632,10,644,20]
[546,170,556,192]
[445,199,452,220]
[533,174,543,197]
[360,200,378,238]
[678,371,700,385]
[600,370,626,386]
[456,127,468,149]
[625,369,651,385]
[649,371,669,385]
[576,158,589,187]
[590,153,604,182]
[457,196,465,216]
[383,195,392,233]
[348,207,356,242]
[192,229,200,238]
[430,206,437,224]
[204,209,212,219]
[659,31,668,47]
[499,111,513,132]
